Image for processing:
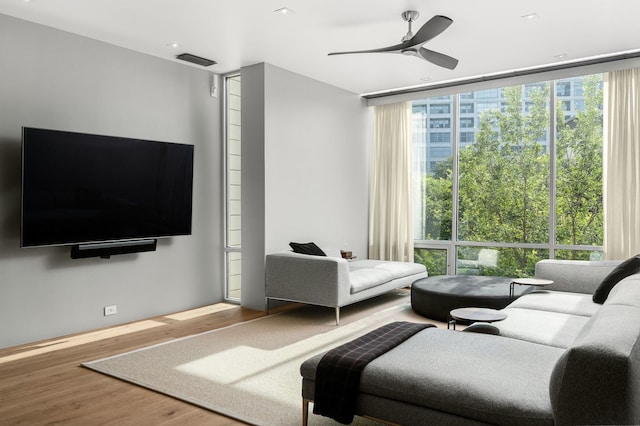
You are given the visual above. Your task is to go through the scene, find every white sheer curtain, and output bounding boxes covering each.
[604,68,640,259]
[368,101,413,261]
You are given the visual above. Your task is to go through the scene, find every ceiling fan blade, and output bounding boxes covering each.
[408,15,453,46]
[418,47,459,70]
[328,41,407,56]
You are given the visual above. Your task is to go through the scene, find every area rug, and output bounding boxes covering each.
[83,291,439,425]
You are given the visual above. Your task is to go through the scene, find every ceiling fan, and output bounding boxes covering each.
[328,10,459,70]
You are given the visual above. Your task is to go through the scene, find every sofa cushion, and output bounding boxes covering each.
[289,241,326,256]
[507,291,600,317]
[605,275,640,308]
[349,269,394,294]
[592,254,640,303]
[535,259,620,294]
[495,308,591,348]
[348,259,426,279]
[304,328,563,426]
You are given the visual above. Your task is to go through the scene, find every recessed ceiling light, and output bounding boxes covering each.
[419,77,432,82]
[554,53,568,59]
[521,13,539,20]
[274,7,293,14]
[166,42,179,49]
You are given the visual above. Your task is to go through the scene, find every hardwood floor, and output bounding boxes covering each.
[0,303,267,425]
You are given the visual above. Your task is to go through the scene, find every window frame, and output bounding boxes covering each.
[224,72,242,301]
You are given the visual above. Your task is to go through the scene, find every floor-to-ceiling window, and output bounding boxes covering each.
[225,74,242,300]
[412,96,454,275]
[413,74,604,277]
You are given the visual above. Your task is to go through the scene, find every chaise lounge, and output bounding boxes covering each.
[300,258,640,425]
[265,247,427,325]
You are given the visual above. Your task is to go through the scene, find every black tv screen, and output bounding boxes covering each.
[21,127,194,248]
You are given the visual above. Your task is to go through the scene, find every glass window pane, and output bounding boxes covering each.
[457,246,548,277]
[460,117,474,128]
[555,249,603,261]
[226,74,242,249]
[460,103,474,114]
[429,103,450,114]
[227,252,241,299]
[460,132,474,144]
[476,89,499,99]
[414,248,447,276]
[557,82,571,97]
[429,118,450,128]
[430,132,450,143]
[412,73,603,267]
[457,83,550,244]
[555,74,603,247]
[413,98,453,241]
[225,74,242,300]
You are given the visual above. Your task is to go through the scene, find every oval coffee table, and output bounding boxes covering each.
[411,275,534,322]
[448,307,507,330]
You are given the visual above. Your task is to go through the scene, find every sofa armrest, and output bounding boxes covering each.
[265,252,351,307]
[535,259,620,294]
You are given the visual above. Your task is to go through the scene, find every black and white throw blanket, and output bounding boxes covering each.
[313,321,435,424]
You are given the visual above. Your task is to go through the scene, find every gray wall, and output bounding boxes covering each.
[0,14,223,348]
[240,63,267,310]
[241,63,372,310]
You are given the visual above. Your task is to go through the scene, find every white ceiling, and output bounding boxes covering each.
[2,0,639,95]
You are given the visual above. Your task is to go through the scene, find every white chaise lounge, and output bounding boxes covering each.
[265,250,427,324]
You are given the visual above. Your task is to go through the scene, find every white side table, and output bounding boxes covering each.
[509,277,553,299]
[448,307,507,330]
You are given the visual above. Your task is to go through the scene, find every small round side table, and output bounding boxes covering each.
[447,307,507,330]
[509,277,553,299]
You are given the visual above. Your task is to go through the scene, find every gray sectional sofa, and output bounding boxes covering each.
[300,259,640,425]
[265,251,427,325]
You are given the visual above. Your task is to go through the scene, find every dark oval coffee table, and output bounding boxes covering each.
[411,275,534,322]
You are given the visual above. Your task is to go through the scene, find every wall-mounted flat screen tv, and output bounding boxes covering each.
[21,127,194,248]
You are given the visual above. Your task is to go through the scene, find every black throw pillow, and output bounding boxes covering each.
[593,254,640,304]
[289,242,326,257]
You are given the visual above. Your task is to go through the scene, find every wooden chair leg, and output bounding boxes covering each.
[302,399,310,426]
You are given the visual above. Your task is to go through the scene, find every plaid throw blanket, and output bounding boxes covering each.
[313,321,435,424]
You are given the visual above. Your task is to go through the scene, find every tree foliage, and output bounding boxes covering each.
[555,75,603,255]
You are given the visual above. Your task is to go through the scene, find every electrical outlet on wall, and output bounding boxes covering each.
[104,305,117,316]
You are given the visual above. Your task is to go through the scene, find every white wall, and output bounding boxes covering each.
[0,14,223,348]
[241,63,372,310]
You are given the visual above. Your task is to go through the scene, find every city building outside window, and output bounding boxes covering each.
[429,118,450,129]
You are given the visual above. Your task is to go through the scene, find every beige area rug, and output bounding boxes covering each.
[83,291,441,425]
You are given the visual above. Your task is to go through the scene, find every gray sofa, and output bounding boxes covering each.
[300,259,640,425]
[265,251,427,325]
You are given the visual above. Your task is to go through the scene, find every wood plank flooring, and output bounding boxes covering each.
[0,303,268,425]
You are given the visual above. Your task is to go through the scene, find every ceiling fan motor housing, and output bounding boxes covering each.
[401,10,420,41]
[401,10,420,22]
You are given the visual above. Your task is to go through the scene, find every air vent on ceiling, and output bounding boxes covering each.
[175,53,217,67]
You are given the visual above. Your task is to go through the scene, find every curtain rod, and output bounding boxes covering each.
[363,51,640,101]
